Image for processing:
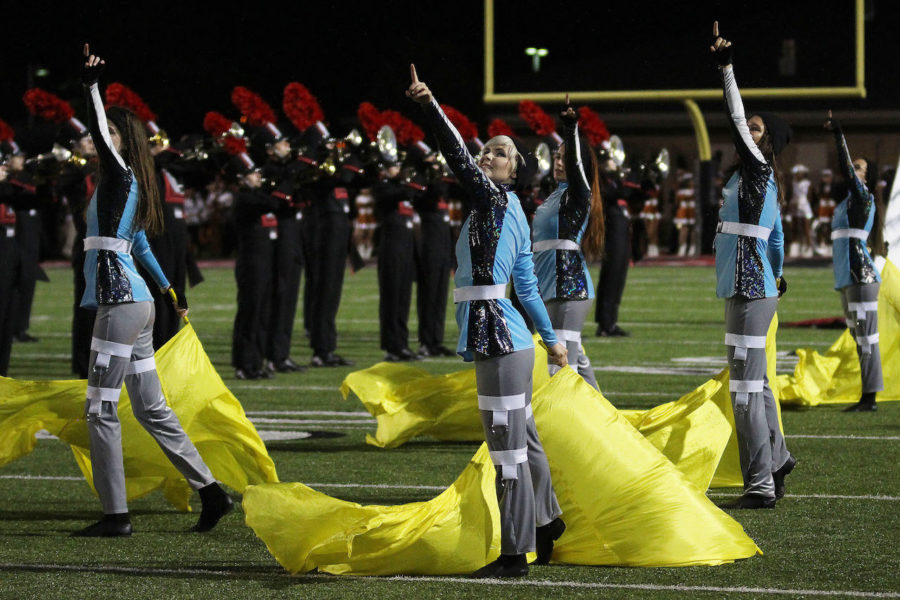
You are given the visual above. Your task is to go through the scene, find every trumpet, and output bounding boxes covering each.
[26,144,87,167]
[148,130,170,150]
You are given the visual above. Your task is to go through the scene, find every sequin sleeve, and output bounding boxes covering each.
[832,125,872,211]
[720,67,766,172]
[421,98,501,212]
[562,121,591,209]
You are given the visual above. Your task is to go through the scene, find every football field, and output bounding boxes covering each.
[1,262,897,599]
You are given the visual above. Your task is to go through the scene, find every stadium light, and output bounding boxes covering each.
[525,47,548,73]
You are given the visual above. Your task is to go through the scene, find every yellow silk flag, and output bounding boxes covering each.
[775,258,900,406]
[244,368,760,575]
[0,323,278,510]
[343,318,782,490]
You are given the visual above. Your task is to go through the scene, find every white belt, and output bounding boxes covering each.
[717,221,772,239]
[84,236,132,253]
[489,447,529,480]
[533,239,580,252]
[831,228,868,241]
[478,393,527,428]
[91,337,133,369]
[848,301,878,321]
[126,357,156,375]
[730,379,764,406]
[554,329,582,343]
[3,226,13,238]
[86,385,122,415]
[453,283,507,303]
[725,333,766,361]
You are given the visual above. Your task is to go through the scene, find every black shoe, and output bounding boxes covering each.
[257,369,273,379]
[274,358,306,373]
[72,513,132,537]
[535,517,566,564]
[844,392,877,412]
[310,354,331,368]
[191,483,234,532]
[14,332,39,343]
[598,325,630,337]
[416,345,433,358]
[432,345,456,357]
[234,368,257,380]
[384,351,402,362]
[324,353,355,367]
[723,493,776,509]
[773,455,797,500]
[470,553,528,578]
[398,348,420,361]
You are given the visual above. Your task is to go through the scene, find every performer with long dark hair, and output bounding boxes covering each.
[825,110,883,412]
[532,98,604,388]
[710,24,795,509]
[75,45,231,536]
[408,65,568,578]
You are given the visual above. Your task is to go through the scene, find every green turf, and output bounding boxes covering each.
[1,263,898,599]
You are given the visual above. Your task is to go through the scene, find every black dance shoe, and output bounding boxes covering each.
[310,355,331,368]
[234,369,257,380]
[324,353,355,367]
[72,513,132,537]
[384,352,402,362]
[844,392,877,412]
[469,553,528,578]
[191,483,234,532]
[274,358,306,373]
[415,346,434,358]
[722,493,776,509]
[597,325,630,337]
[398,348,420,361]
[773,455,797,500]
[535,517,566,564]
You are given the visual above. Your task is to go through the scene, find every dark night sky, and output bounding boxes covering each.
[3,1,898,152]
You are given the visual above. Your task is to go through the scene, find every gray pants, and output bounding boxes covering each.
[475,348,562,555]
[724,296,790,499]
[545,298,599,389]
[85,301,215,514]
[840,282,884,394]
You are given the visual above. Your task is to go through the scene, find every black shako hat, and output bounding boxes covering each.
[751,111,792,157]
[511,137,537,186]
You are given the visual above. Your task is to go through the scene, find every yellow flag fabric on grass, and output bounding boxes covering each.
[245,368,760,575]
[343,318,783,490]
[0,323,277,510]
[775,258,900,406]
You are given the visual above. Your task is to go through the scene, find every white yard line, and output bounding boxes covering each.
[788,434,900,441]
[0,563,896,597]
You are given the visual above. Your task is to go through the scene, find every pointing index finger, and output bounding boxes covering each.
[410,64,419,84]
[565,92,570,106]
[713,21,719,38]
[83,43,90,57]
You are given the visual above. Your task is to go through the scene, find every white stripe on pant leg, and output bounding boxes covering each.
[479,393,527,428]
[489,447,528,480]
[554,329,582,343]
[126,357,156,375]
[86,386,122,415]
[849,301,878,321]
[859,332,879,355]
[730,379,764,406]
[725,333,766,362]
[91,337,133,369]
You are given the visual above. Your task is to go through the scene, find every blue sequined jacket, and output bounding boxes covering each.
[532,119,594,301]
[830,126,880,290]
[80,83,169,309]
[420,99,558,361]
[714,67,784,300]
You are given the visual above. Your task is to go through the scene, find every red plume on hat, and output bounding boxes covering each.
[283,82,325,132]
[577,106,610,147]
[23,88,75,124]
[357,102,383,142]
[0,118,15,142]
[203,111,246,155]
[381,110,424,146]
[440,105,478,142]
[231,86,277,126]
[487,118,515,139]
[519,100,561,143]
[105,83,157,123]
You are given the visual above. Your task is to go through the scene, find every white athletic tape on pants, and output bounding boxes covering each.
[533,239,580,252]
[846,318,856,330]
[489,447,528,480]
[725,333,766,361]
[859,332,879,354]
[86,386,122,415]
[554,329,582,343]
[126,357,156,375]
[91,338,133,369]
[478,393,527,428]
[849,301,878,320]
[730,379,764,406]
[453,284,507,303]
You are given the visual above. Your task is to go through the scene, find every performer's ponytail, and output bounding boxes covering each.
[582,144,605,261]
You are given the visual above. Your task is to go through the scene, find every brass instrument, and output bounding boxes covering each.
[148,130,170,150]
[376,125,398,165]
[655,148,670,178]
[534,142,552,178]
[608,135,626,168]
[26,144,87,167]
